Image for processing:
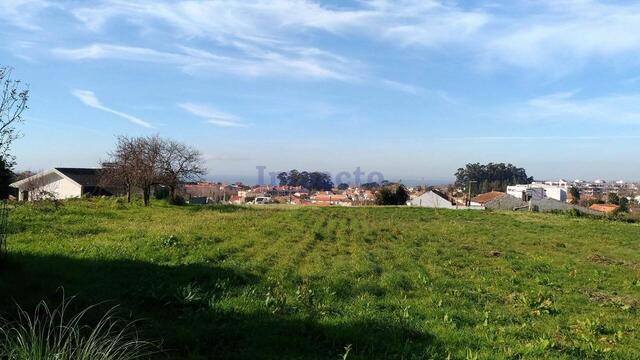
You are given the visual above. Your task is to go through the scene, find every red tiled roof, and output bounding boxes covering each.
[313,194,349,202]
[589,204,618,213]
[470,191,505,204]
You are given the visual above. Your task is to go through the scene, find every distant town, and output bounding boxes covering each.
[11,165,639,218]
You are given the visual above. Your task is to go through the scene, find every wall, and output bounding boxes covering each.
[410,191,457,209]
[17,172,82,201]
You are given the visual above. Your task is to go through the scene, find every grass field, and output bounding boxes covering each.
[1,198,639,359]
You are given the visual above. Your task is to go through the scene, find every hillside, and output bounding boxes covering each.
[1,199,639,359]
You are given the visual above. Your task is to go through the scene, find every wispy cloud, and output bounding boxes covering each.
[53,42,356,81]
[0,0,52,30]
[509,91,640,125]
[483,1,640,71]
[179,103,248,128]
[72,89,153,128]
[17,0,640,77]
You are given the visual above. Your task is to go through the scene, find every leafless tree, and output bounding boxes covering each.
[103,135,205,206]
[101,136,139,202]
[0,66,29,164]
[158,139,206,200]
[135,135,163,206]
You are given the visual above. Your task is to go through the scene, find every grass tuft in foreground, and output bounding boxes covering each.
[0,291,157,360]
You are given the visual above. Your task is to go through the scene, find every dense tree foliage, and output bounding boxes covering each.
[375,184,409,205]
[569,186,580,204]
[0,158,14,200]
[607,192,620,205]
[618,197,629,213]
[276,170,333,191]
[360,182,380,190]
[454,163,532,196]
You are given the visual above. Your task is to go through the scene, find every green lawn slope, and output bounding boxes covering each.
[1,198,639,359]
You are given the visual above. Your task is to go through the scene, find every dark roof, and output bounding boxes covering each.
[55,168,102,187]
[431,189,450,201]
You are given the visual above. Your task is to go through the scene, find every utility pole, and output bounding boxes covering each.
[467,180,477,206]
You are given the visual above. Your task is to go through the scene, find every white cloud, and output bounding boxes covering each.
[68,0,490,49]
[0,0,52,30]
[72,89,154,128]
[54,44,187,63]
[179,103,248,128]
[483,0,640,71]
[509,91,640,125]
[53,42,355,81]
[16,0,640,77]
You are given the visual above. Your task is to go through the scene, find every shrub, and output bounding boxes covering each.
[0,201,7,261]
[375,184,409,205]
[0,295,157,360]
[169,195,185,206]
[153,187,169,200]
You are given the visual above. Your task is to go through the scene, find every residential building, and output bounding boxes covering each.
[10,168,113,201]
[310,193,352,206]
[507,182,567,202]
[409,189,457,209]
[470,191,506,207]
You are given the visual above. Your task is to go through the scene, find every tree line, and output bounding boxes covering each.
[101,135,205,206]
[276,170,333,191]
[454,162,533,196]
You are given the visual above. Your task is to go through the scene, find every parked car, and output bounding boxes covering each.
[252,196,272,205]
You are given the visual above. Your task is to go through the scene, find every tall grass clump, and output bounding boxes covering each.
[0,295,157,360]
[0,201,8,262]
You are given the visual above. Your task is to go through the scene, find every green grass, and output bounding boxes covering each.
[1,198,639,359]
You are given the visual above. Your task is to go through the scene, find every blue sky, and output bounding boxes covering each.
[2,0,640,184]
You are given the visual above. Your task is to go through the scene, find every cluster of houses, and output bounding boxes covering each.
[10,168,639,215]
[9,168,378,206]
[409,179,640,214]
[230,185,377,206]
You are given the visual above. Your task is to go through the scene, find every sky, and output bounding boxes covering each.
[2,0,640,184]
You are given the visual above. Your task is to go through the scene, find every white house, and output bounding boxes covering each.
[10,168,109,201]
[507,185,544,200]
[507,183,567,202]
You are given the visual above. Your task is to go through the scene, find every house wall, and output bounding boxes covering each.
[544,187,567,202]
[507,185,564,201]
[17,172,82,201]
[410,192,456,209]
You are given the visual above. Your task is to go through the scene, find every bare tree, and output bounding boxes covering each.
[135,136,163,206]
[0,67,29,164]
[159,139,206,201]
[101,136,139,202]
[103,135,206,206]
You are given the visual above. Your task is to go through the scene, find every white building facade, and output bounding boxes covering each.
[507,183,567,202]
[11,168,106,201]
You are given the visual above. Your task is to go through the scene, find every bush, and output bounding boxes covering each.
[153,187,169,200]
[0,294,157,360]
[375,185,409,206]
[169,195,185,206]
[0,202,7,261]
